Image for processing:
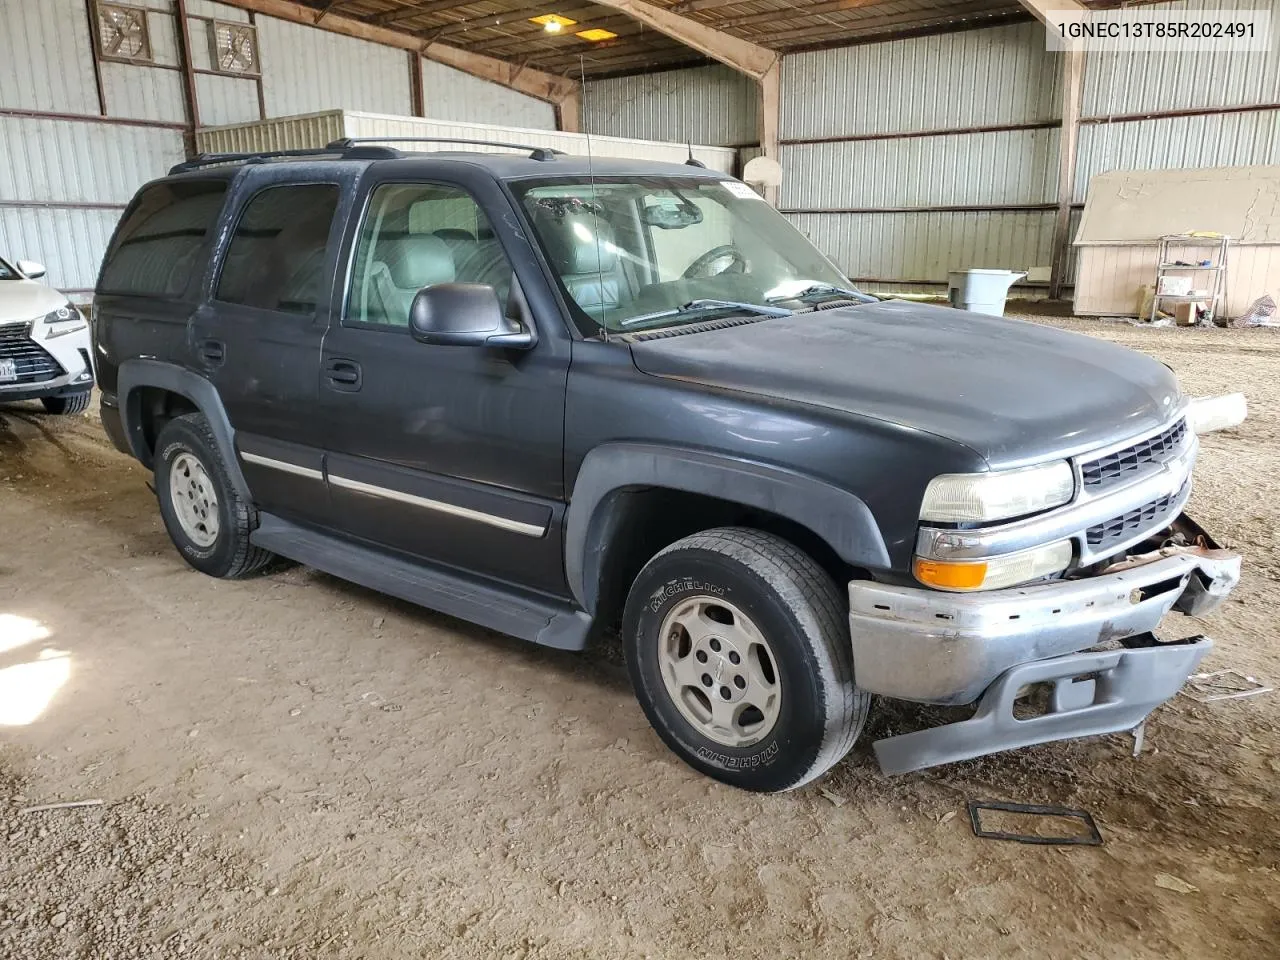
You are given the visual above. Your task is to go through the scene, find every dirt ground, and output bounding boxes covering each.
[2,306,1279,959]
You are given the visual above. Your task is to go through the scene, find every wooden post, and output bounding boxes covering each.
[759,59,780,206]
[174,0,201,155]
[1049,44,1084,301]
[409,51,425,117]
[557,89,581,133]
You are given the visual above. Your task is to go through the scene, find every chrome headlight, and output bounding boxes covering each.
[920,461,1074,524]
[42,304,87,339]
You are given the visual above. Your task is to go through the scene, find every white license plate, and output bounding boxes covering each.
[0,358,16,382]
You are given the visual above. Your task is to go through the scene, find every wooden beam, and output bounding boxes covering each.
[557,88,581,132]
[408,51,425,116]
[211,0,580,104]
[1015,0,1087,26]
[174,0,201,143]
[371,0,467,27]
[1049,44,1084,301]
[759,58,779,205]
[586,0,778,80]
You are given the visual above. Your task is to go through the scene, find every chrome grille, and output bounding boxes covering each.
[1085,483,1187,550]
[1080,419,1187,490]
[0,322,62,384]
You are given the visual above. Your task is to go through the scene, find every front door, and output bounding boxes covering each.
[319,174,571,597]
[190,171,349,525]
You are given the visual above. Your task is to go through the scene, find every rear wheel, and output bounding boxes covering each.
[623,527,869,792]
[154,412,273,579]
[41,392,91,416]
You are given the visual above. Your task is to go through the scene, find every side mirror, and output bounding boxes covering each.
[409,283,534,349]
[16,259,46,279]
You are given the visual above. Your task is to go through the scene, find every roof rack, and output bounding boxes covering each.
[168,144,399,175]
[326,136,564,162]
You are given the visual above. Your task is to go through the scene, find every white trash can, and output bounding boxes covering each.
[947,269,1027,317]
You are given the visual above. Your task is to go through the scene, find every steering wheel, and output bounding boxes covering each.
[682,245,747,280]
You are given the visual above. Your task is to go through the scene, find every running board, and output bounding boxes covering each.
[251,514,591,651]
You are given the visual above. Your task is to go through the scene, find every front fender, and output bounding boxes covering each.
[116,358,251,501]
[564,442,890,613]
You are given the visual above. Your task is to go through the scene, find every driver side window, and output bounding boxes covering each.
[647,197,733,281]
[346,183,512,328]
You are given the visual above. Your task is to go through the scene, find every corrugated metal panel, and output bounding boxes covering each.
[187,16,214,72]
[257,15,411,118]
[185,0,249,21]
[782,22,1061,139]
[782,127,1060,208]
[148,10,181,67]
[421,60,555,130]
[195,73,262,127]
[0,0,101,115]
[197,111,737,171]
[583,65,759,147]
[1074,243,1277,319]
[195,111,346,153]
[787,210,1057,282]
[1075,109,1280,202]
[101,63,187,124]
[0,116,185,203]
[0,207,123,294]
[1083,0,1280,116]
[339,113,737,171]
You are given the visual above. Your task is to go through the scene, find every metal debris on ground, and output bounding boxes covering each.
[18,799,105,815]
[967,801,1103,846]
[1154,872,1199,894]
[1131,721,1146,757]
[818,787,848,807]
[1183,669,1272,703]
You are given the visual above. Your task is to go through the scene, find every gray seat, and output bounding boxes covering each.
[528,206,623,314]
[369,234,456,324]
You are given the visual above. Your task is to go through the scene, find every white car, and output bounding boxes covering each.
[0,255,94,415]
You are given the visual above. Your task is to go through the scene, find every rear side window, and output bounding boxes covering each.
[216,184,340,314]
[99,180,228,297]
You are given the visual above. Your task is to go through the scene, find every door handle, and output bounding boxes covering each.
[198,339,225,366]
[325,358,362,390]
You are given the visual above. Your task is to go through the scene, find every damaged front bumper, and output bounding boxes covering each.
[848,524,1241,773]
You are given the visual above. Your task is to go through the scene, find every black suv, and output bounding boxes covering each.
[94,139,1239,791]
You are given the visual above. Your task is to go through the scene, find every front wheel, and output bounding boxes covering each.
[623,528,869,793]
[41,392,91,416]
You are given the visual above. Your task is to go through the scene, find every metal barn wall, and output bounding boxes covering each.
[582,65,760,148]
[421,60,556,129]
[255,14,412,119]
[0,0,186,296]
[1071,0,1280,315]
[196,111,738,172]
[186,1,262,127]
[779,23,1063,291]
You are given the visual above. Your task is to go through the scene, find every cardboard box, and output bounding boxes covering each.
[1174,300,1209,325]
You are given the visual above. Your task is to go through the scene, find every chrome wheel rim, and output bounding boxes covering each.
[657,596,782,748]
[169,452,219,548]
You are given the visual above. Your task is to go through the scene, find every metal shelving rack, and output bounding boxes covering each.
[1148,234,1230,325]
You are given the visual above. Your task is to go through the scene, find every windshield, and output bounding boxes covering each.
[0,256,18,281]
[513,176,861,333]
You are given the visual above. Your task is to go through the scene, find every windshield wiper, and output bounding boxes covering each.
[618,299,793,328]
[768,283,877,304]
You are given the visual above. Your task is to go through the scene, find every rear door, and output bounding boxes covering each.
[191,165,355,525]
[318,165,571,596]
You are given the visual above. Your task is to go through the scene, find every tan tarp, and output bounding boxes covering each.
[1075,165,1280,246]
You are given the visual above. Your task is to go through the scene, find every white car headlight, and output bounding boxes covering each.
[920,461,1075,524]
[42,305,87,339]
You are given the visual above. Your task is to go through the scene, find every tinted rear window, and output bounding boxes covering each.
[215,183,340,314]
[99,180,228,297]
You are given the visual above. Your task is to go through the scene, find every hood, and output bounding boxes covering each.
[0,278,71,325]
[629,299,1182,467]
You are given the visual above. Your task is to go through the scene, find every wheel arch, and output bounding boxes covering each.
[117,359,251,500]
[565,443,890,617]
